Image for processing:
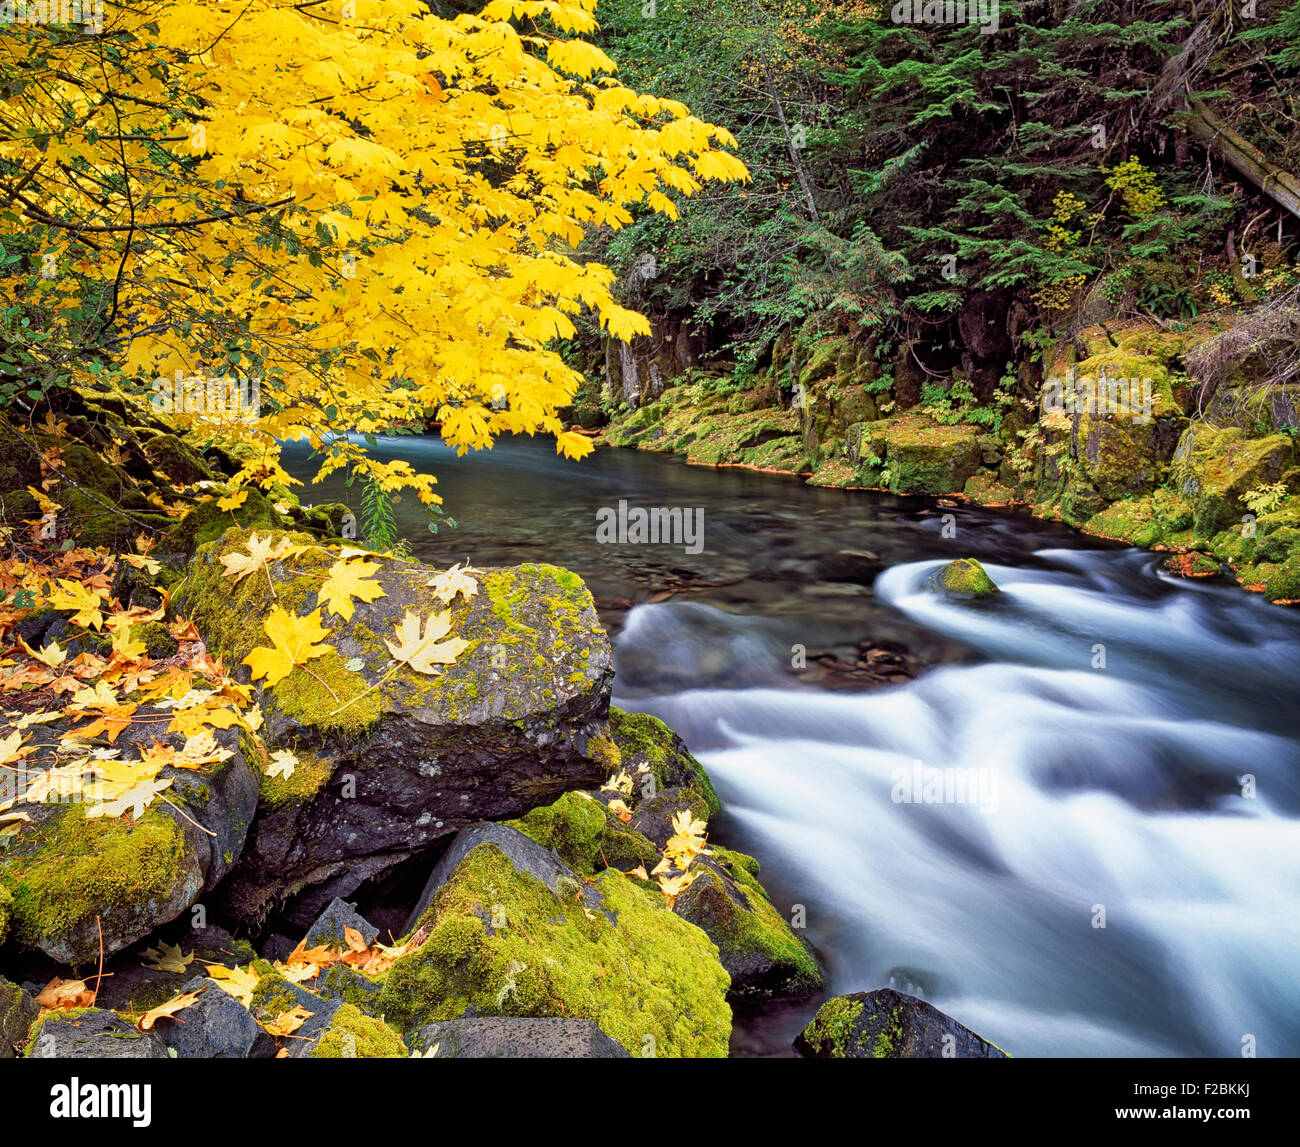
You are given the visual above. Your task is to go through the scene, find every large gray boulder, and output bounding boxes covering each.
[179,530,615,924]
[26,1009,170,1059]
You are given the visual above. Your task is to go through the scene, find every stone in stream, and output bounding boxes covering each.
[378,821,731,1057]
[24,1008,170,1059]
[926,556,999,598]
[794,989,1009,1058]
[178,528,615,925]
[411,1017,631,1058]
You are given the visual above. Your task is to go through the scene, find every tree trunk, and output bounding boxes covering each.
[1186,99,1300,222]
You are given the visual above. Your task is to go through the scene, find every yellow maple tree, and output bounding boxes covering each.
[0,0,748,508]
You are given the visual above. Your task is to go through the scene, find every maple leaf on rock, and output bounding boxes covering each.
[425,562,478,606]
[243,607,333,686]
[219,533,308,584]
[385,609,469,674]
[138,989,204,1031]
[319,557,386,620]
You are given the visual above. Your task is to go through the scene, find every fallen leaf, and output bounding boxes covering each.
[385,609,468,675]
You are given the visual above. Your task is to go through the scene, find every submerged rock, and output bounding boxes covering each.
[379,822,732,1057]
[926,557,998,598]
[179,529,615,924]
[411,1016,631,1058]
[794,989,1009,1058]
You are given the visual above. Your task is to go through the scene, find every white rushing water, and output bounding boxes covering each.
[614,550,1300,1057]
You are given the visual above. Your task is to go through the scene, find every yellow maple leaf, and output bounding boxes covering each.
[141,942,194,974]
[219,532,308,584]
[216,488,249,512]
[243,607,333,686]
[384,609,469,675]
[318,558,386,621]
[138,988,204,1031]
[46,579,106,630]
[266,748,297,780]
[19,636,67,669]
[425,562,478,606]
[262,1005,314,1038]
[204,963,259,1006]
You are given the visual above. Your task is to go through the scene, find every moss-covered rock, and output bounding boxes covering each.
[507,791,659,875]
[607,708,720,816]
[165,486,276,553]
[309,1003,408,1058]
[129,620,179,660]
[179,529,615,924]
[794,988,1008,1058]
[144,433,215,486]
[0,719,258,964]
[0,975,38,1058]
[673,848,822,1001]
[1171,424,1296,539]
[926,557,998,598]
[379,828,732,1057]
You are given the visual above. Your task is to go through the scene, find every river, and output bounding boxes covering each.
[283,434,1300,1059]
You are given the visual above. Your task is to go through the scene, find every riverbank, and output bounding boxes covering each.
[599,317,1300,604]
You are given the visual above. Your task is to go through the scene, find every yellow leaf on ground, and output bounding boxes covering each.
[141,941,194,974]
[35,977,96,1011]
[262,1005,314,1038]
[204,963,259,1006]
[138,989,204,1031]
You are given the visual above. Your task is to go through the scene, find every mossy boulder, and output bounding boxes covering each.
[25,1007,170,1059]
[0,719,258,964]
[673,847,822,1001]
[926,557,998,598]
[507,791,659,875]
[794,988,1008,1059]
[128,620,179,660]
[380,823,732,1057]
[179,529,614,924]
[0,975,38,1058]
[1171,424,1296,539]
[165,486,277,553]
[309,1003,408,1058]
[607,707,721,817]
[144,433,215,486]
[879,415,984,494]
[247,973,403,1057]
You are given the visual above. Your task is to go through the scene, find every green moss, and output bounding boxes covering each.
[165,487,276,553]
[129,620,179,660]
[607,708,721,817]
[309,1003,407,1058]
[22,1006,98,1057]
[378,842,731,1057]
[257,747,336,812]
[507,791,659,876]
[929,558,998,597]
[0,804,192,963]
[872,1005,905,1058]
[0,884,10,945]
[799,996,864,1059]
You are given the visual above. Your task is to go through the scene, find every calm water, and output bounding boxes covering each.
[284,435,1300,1058]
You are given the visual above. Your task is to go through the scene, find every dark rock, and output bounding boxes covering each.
[305,964,384,1015]
[0,976,39,1058]
[260,933,298,963]
[248,977,341,1059]
[303,898,379,951]
[411,1017,631,1058]
[628,786,711,849]
[26,1009,170,1059]
[156,977,260,1059]
[93,924,256,1013]
[794,989,1008,1058]
[179,536,614,923]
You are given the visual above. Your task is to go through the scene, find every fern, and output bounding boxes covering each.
[358,476,411,558]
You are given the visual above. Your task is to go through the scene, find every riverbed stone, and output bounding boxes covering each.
[794,988,1009,1058]
[926,557,998,598]
[155,976,260,1059]
[178,529,615,924]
